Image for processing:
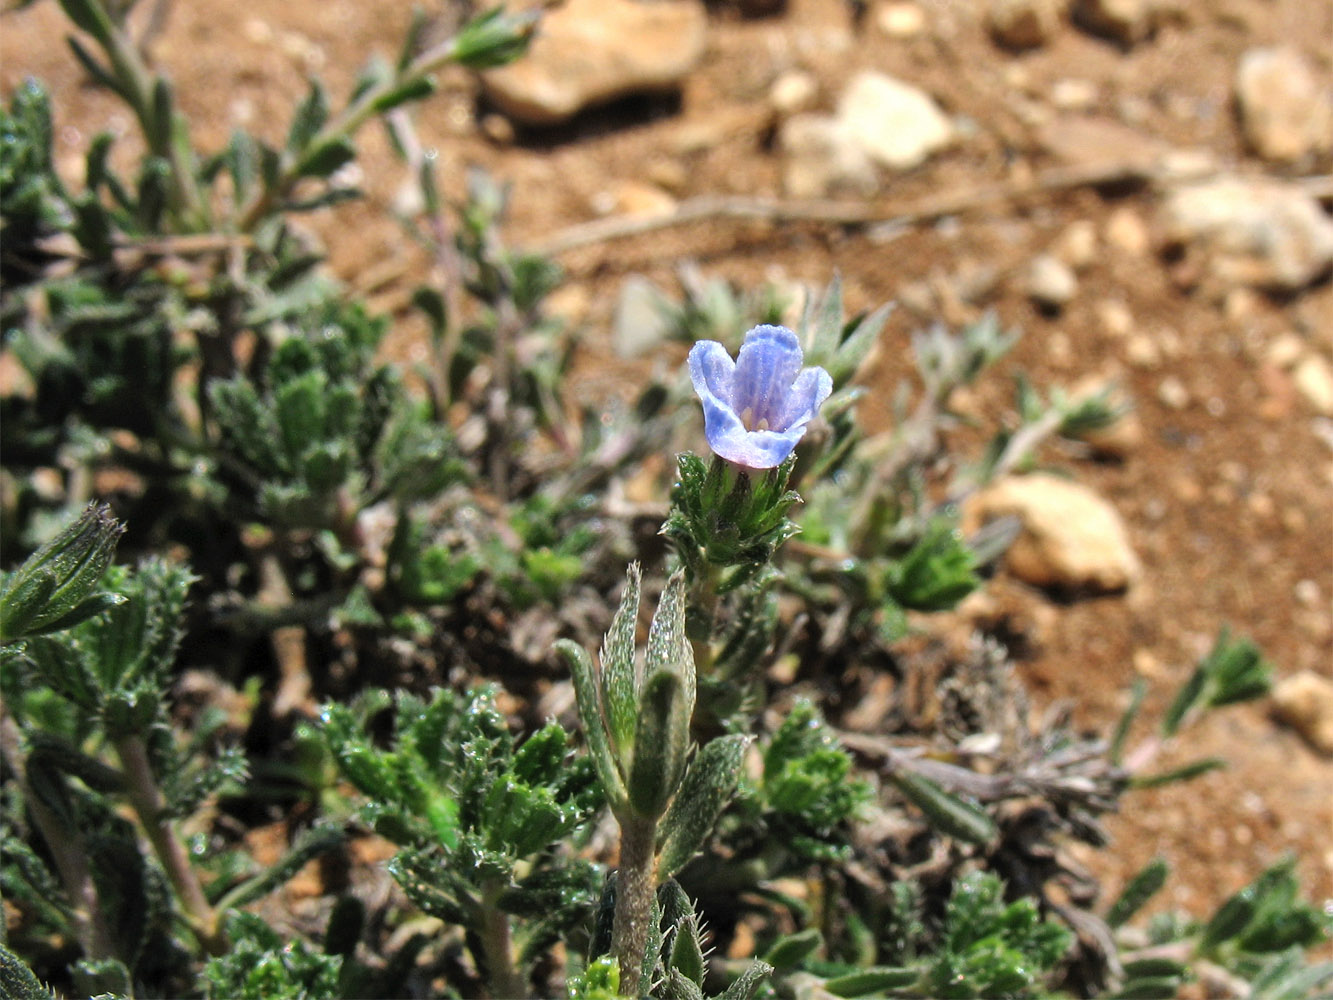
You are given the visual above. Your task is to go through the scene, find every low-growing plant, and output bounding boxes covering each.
[2,1,1329,998]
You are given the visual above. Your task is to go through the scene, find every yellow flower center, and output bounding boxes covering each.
[739,407,770,432]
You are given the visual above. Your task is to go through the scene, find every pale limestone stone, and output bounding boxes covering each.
[968,474,1141,592]
[837,71,954,171]
[481,0,707,125]
[1272,671,1333,757]
[1235,47,1333,163]
[1161,177,1333,292]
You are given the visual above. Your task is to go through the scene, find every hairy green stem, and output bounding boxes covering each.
[235,32,470,233]
[113,732,226,955]
[0,713,116,960]
[477,878,526,999]
[686,562,722,677]
[611,815,658,998]
[74,0,207,228]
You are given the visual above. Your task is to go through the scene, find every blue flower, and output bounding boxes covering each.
[688,324,833,470]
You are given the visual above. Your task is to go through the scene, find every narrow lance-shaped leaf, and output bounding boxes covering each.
[1105,857,1168,929]
[824,967,921,998]
[555,639,626,809]
[600,564,641,756]
[761,928,823,971]
[657,735,747,878]
[627,671,684,820]
[889,771,997,845]
[0,502,124,644]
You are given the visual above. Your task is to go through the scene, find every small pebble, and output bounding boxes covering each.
[1025,253,1078,308]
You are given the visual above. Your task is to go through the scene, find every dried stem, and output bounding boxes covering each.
[531,160,1210,258]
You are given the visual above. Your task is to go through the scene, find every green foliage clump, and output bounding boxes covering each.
[760,699,872,861]
[924,872,1072,998]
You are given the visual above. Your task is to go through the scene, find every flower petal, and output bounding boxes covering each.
[705,423,805,470]
[731,325,803,429]
[688,340,736,408]
[779,366,834,431]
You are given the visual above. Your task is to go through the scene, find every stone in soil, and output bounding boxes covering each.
[779,113,879,198]
[1160,177,1333,293]
[1234,47,1333,164]
[613,275,675,359]
[836,70,954,171]
[987,0,1067,50]
[1024,253,1079,308]
[479,0,707,125]
[1071,0,1155,45]
[967,473,1141,593]
[1271,671,1333,757]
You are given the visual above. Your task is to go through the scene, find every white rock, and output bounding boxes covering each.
[480,0,707,125]
[1104,206,1150,256]
[1055,219,1099,271]
[779,113,879,199]
[612,276,675,359]
[608,180,677,219]
[1050,78,1099,112]
[836,71,953,171]
[1294,354,1333,416]
[1072,0,1154,45]
[769,70,820,117]
[875,1,927,38]
[968,474,1141,592]
[1235,47,1333,164]
[988,0,1066,49]
[1161,177,1333,293]
[1025,253,1078,308]
[1157,375,1189,410]
[1272,671,1333,757]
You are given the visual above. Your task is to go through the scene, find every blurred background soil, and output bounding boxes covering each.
[3,0,1331,925]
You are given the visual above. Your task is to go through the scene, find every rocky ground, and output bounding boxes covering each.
[3,0,1331,928]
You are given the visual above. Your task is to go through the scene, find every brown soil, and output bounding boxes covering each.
[3,0,1330,931]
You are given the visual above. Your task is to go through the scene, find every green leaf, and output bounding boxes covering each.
[824,966,920,997]
[556,638,626,809]
[297,137,356,179]
[1162,629,1271,737]
[147,76,174,155]
[657,735,747,878]
[0,502,125,643]
[668,912,706,987]
[450,8,540,69]
[1110,677,1147,765]
[1113,975,1184,999]
[627,671,685,820]
[890,771,997,845]
[761,928,823,971]
[215,825,345,911]
[370,76,437,113]
[0,942,57,999]
[717,960,773,1000]
[287,79,330,153]
[57,0,115,44]
[884,518,980,612]
[1105,857,1168,929]
[1129,756,1225,789]
[1200,887,1258,952]
[600,563,641,757]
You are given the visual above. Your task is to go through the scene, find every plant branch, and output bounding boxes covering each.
[477,877,527,999]
[0,711,116,961]
[612,814,658,998]
[113,731,227,955]
[530,160,1216,258]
